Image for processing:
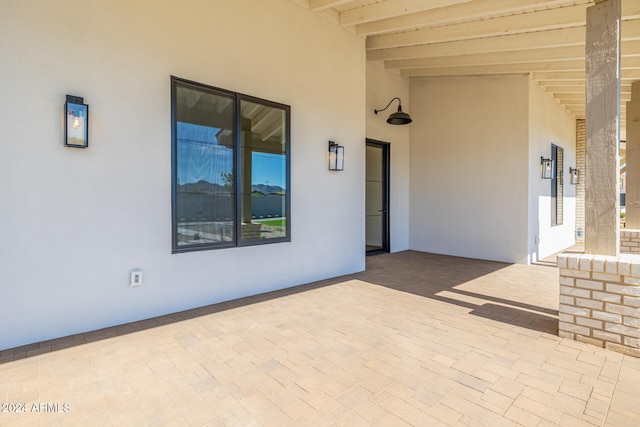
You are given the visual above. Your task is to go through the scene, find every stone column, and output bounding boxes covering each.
[585,0,621,256]
[627,82,640,229]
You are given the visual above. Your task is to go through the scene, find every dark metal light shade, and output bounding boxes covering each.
[375,97,412,125]
[387,106,412,125]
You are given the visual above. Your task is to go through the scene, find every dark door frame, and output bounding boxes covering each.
[366,138,390,255]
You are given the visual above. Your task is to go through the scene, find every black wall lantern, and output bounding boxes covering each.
[374,97,412,125]
[328,141,344,171]
[570,167,579,185]
[541,156,554,179]
[65,95,88,148]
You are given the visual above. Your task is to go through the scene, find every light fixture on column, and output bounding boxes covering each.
[65,95,88,148]
[328,141,344,171]
[374,97,412,125]
[541,156,554,179]
[569,167,579,185]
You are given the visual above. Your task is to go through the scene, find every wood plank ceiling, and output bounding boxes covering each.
[296,0,640,132]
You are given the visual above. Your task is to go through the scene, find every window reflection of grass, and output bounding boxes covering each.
[257,219,285,227]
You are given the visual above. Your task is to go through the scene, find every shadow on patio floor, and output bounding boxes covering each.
[358,251,559,336]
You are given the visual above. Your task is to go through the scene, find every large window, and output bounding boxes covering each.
[551,144,563,226]
[171,77,290,252]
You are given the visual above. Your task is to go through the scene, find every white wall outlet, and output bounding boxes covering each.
[130,269,143,287]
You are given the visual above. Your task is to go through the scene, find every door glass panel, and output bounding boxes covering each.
[366,145,384,252]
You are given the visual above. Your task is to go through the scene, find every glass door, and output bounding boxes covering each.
[366,139,390,254]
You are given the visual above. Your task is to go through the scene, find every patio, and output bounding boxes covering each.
[1,251,639,426]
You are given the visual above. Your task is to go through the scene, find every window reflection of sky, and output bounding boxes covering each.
[252,152,285,188]
[67,103,86,117]
[178,122,286,189]
[177,122,232,185]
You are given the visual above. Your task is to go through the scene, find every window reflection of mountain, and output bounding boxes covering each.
[176,181,285,220]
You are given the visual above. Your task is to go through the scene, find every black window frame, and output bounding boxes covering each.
[171,76,291,253]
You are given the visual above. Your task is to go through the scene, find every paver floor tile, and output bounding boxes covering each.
[1,251,639,426]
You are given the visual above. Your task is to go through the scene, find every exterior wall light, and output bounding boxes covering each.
[374,97,412,125]
[541,156,554,179]
[328,141,344,171]
[570,167,579,185]
[65,95,88,148]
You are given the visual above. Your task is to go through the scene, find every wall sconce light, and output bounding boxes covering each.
[65,95,88,148]
[374,97,412,125]
[541,156,554,179]
[569,167,579,185]
[328,141,344,171]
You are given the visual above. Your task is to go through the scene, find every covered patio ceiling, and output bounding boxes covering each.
[296,0,640,132]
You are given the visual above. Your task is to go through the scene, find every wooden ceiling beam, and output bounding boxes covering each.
[562,106,627,113]
[385,40,640,70]
[309,0,352,12]
[368,27,586,61]
[545,87,586,93]
[554,93,630,100]
[367,5,590,50]
[368,21,640,62]
[384,45,584,69]
[401,61,584,77]
[340,0,473,27]
[399,56,640,77]
[356,0,583,36]
[366,0,640,50]
[533,69,640,80]
[532,72,586,80]
[537,80,586,86]
[544,85,631,93]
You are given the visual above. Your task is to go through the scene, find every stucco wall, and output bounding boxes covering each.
[528,79,577,262]
[366,62,411,252]
[0,0,366,350]
[408,76,530,263]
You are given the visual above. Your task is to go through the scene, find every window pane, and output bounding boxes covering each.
[556,146,564,225]
[174,84,235,247]
[551,144,564,227]
[240,99,288,241]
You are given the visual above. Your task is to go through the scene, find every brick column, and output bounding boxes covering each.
[558,254,640,357]
[621,230,640,254]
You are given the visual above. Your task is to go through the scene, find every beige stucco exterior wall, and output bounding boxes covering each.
[0,0,366,350]
[528,79,577,262]
[408,76,530,263]
[407,76,576,264]
[366,62,411,252]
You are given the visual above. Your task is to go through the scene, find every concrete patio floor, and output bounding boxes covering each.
[1,250,639,426]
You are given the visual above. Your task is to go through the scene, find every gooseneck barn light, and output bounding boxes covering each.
[374,97,412,125]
